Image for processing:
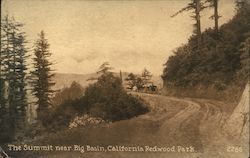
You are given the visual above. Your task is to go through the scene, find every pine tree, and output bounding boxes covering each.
[0,35,5,111]
[97,62,113,75]
[171,0,205,50]
[212,0,219,34]
[0,15,28,142]
[141,68,152,85]
[205,0,220,35]
[31,31,55,126]
[0,15,11,111]
[14,31,29,133]
[0,15,12,142]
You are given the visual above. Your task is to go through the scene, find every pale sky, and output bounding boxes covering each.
[2,0,236,75]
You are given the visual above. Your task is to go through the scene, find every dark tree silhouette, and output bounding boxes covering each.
[205,0,220,35]
[0,15,28,142]
[97,62,113,75]
[31,31,55,126]
[171,0,205,50]
[52,81,84,106]
[141,68,152,85]
[125,73,137,88]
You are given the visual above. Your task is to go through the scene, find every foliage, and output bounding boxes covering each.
[162,1,250,100]
[172,0,205,49]
[52,81,84,106]
[49,63,148,129]
[44,98,86,130]
[125,73,144,90]
[205,0,220,34]
[30,31,55,126]
[97,62,113,75]
[69,114,106,129]
[0,15,28,142]
[141,68,153,85]
[125,73,137,88]
[125,69,153,91]
[238,33,250,80]
[85,72,148,121]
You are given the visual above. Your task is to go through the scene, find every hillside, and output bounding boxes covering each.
[162,1,250,101]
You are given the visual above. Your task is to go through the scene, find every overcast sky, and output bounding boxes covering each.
[2,0,236,75]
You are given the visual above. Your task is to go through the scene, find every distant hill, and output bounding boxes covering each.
[53,73,98,90]
[53,72,163,90]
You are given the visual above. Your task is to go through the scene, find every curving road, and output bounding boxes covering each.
[129,93,248,158]
[16,93,248,158]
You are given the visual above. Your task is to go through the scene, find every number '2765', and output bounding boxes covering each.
[227,146,242,153]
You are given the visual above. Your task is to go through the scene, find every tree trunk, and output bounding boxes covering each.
[214,0,219,35]
[195,0,202,50]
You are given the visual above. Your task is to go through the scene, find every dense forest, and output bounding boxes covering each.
[162,0,250,101]
[0,16,30,143]
[0,15,58,143]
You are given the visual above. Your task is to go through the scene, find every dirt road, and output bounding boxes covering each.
[12,93,249,158]
[131,93,248,158]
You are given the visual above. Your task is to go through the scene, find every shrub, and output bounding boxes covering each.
[48,70,148,130]
[68,114,106,129]
[85,72,148,121]
[52,81,84,106]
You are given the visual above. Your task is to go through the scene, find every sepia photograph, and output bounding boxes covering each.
[0,0,249,157]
